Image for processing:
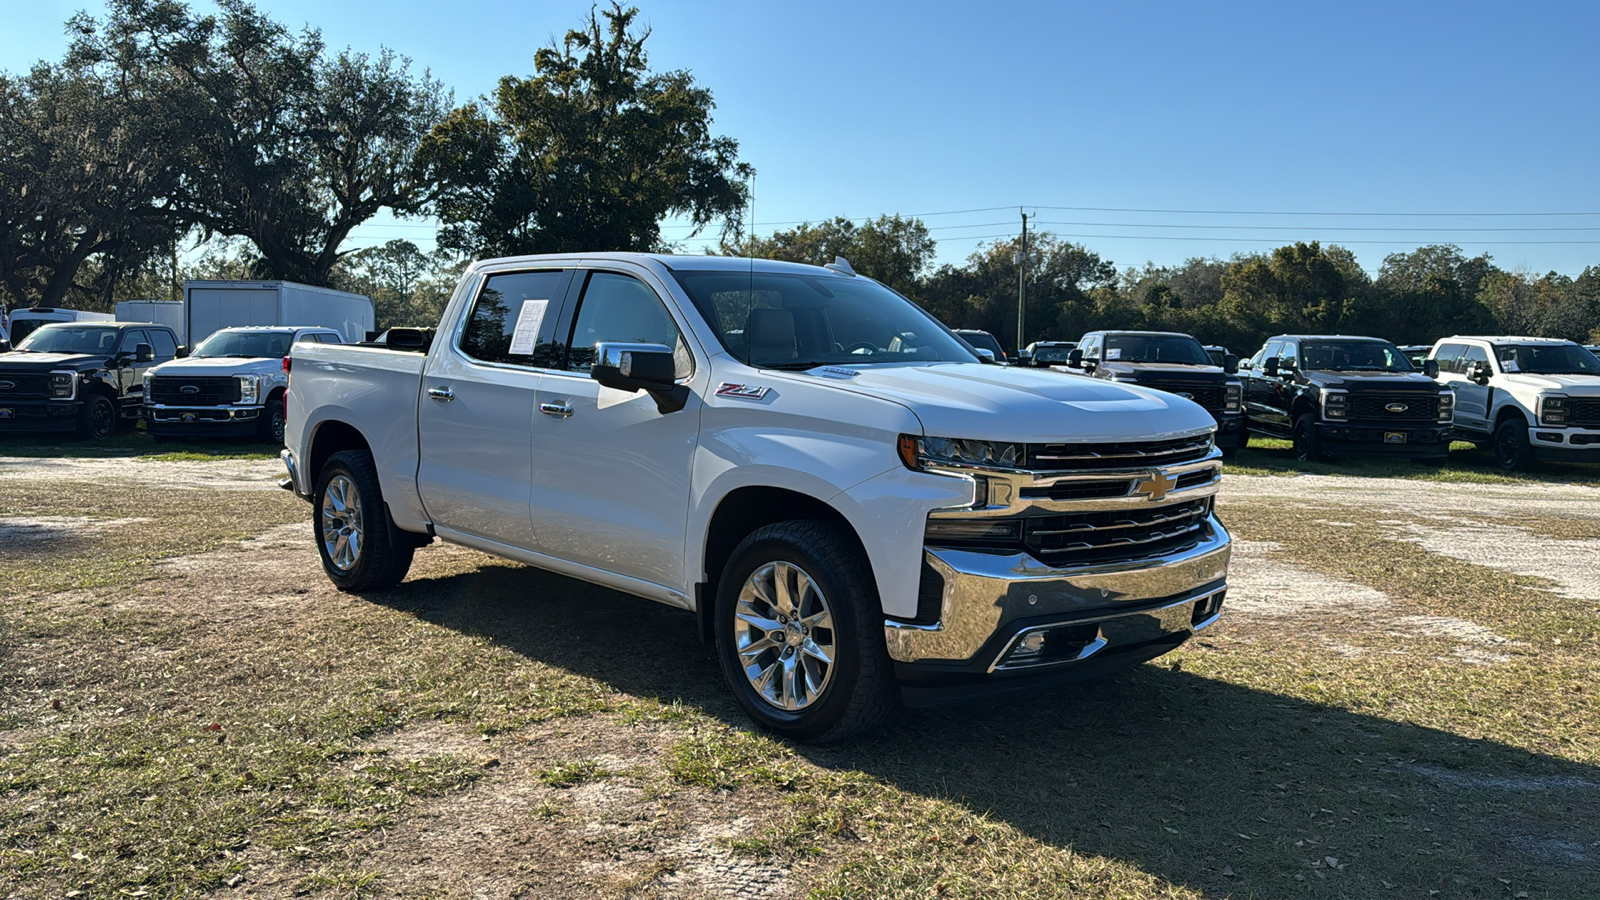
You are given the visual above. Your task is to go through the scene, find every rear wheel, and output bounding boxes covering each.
[314,449,415,591]
[1494,417,1535,472]
[1292,414,1325,463]
[74,395,116,441]
[714,520,896,742]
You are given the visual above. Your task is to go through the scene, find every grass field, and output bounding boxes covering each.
[2,448,1598,898]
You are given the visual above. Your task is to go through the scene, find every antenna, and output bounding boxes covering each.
[824,257,856,276]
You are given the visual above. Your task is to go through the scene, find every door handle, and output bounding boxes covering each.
[427,386,455,402]
[539,402,574,418]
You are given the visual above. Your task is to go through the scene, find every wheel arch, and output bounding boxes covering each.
[307,420,373,489]
[696,486,870,644]
[1494,404,1528,428]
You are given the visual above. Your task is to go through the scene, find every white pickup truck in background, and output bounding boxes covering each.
[281,253,1232,740]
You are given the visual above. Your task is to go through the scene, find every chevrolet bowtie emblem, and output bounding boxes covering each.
[1132,470,1178,501]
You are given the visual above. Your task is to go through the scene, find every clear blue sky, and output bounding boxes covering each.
[6,0,1599,277]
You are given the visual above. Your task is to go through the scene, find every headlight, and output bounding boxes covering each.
[1437,391,1455,423]
[49,370,77,400]
[898,435,1023,471]
[142,371,153,394]
[1539,394,1569,426]
[1224,381,1242,412]
[1322,390,1349,419]
[236,374,260,406]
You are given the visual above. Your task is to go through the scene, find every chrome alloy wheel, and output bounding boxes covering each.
[734,561,837,711]
[320,474,363,572]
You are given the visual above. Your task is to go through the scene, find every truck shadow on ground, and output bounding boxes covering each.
[377,562,1600,899]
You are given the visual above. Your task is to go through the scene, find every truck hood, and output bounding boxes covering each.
[1497,372,1600,394]
[150,357,280,377]
[782,362,1217,443]
[1302,370,1442,391]
[0,351,106,370]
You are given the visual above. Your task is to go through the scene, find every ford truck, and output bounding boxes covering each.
[281,253,1232,741]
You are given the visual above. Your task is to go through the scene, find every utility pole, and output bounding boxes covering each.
[1016,209,1029,356]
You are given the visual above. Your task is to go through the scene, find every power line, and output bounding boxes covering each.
[1041,232,1600,245]
[1031,205,1600,217]
[1032,220,1600,234]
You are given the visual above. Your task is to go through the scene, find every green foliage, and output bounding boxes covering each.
[723,214,935,294]
[332,239,466,329]
[422,3,750,258]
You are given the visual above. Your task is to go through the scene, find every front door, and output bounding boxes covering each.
[530,267,703,590]
[417,268,573,547]
[1449,344,1494,432]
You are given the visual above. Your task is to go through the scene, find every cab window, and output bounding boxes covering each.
[1279,341,1299,369]
[563,272,690,379]
[1433,343,1465,374]
[459,270,570,367]
[1254,341,1284,368]
[117,329,149,355]
[147,329,178,359]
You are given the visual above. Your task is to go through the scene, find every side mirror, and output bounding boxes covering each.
[0,339,10,353]
[1468,361,1491,385]
[1263,357,1280,377]
[590,342,687,413]
[384,327,434,352]
[1223,354,1239,375]
[1067,348,1084,368]
[1423,359,1439,378]
[136,343,154,363]
[974,348,996,363]
[176,345,189,358]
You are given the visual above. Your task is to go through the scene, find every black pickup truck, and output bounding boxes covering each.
[1239,334,1454,461]
[0,321,182,439]
[1063,330,1246,455]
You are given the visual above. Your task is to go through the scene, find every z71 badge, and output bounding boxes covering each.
[715,383,771,400]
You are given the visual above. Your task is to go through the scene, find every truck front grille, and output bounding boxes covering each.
[1024,435,1213,470]
[1139,382,1225,413]
[1024,499,1211,566]
[1348,394,1441,422]
[1568,399,1600,427]
[0,372,50,399]
[150,376,239,405]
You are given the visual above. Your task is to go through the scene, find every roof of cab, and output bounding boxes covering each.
[468,252,851,278]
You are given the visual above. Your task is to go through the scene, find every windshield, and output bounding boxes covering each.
[1497,343,1600,375]
[13,325,123,354]
[193,330,296,359]
[1032,345,1075,364]
[1103,334,1211,366]
[1300,340,1414,372]
[669,269,980,368]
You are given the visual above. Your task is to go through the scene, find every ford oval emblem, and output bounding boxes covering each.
[1176,392,1194,400]
[180,385,201,395]
[1386,402,1408,413]
[0,380,14,391]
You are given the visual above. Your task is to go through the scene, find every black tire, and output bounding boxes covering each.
[313,449,415,591]
[258,391,286,444]
[1494,417,1535,473]
[74,394,117,441]
[1292,413,1325,463]
[714,520,897,743]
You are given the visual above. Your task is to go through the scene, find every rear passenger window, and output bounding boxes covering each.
[563,272,690,378]
[148,329,178,359]
[1433,343,1464,374]
[460,270,569,367]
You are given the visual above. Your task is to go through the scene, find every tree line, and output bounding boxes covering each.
[4,1,1600,351]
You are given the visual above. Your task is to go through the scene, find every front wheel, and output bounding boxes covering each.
[314,449,415,591]
[74,395,117,441]
[1494,418,1535,472]
[714,520,896,742]
[1292,414,1325,463]
[258,393,286,444]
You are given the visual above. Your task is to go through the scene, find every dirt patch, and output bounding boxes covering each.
[1391,522,1600,602]
[1223,471,1600,523]
[0,515,150,546]
[0,455,284,491]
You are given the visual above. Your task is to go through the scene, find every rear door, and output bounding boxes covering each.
[529,265,703,590]
[416,268,574,547]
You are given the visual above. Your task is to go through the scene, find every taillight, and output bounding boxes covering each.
[282,356,291,373]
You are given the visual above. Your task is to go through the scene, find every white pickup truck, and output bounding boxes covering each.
[282,253,1231,740]
[1429,336,1600,470]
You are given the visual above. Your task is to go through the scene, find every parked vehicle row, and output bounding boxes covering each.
[0,321,183,438]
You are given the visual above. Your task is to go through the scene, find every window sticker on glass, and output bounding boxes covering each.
[1105,348,1122,360]
[507,299,549,356]
[1502,359,1519,373]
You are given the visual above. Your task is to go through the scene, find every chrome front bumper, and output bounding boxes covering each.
[884,515,1230,671]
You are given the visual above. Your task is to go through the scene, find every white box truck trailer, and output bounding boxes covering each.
[183,281,375,346]
[116,299,188,346]
[5,307,116,346]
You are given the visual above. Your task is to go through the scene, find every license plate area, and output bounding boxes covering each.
[1384,431,1407,444]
